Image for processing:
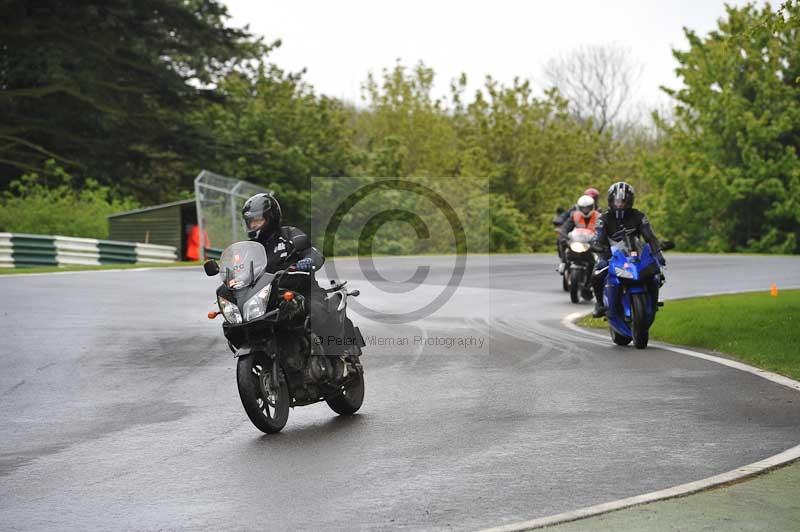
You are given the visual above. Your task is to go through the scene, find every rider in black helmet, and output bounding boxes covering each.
[241,193,323,273]
[241,193,341,351]
[590,182,665,317]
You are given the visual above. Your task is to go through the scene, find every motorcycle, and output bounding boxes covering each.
[602,228,674,349]
[564,227,596,304]
[204,241,366,434]
[552,208,570,292]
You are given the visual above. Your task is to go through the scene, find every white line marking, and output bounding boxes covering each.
[480,291,800,532]
[480,444,800,532]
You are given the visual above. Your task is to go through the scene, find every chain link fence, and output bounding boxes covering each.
[194,170,270,259]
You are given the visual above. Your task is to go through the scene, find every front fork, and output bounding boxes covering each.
[270,357,280,390]
[232,336,282,390]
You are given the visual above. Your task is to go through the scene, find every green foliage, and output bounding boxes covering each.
[189,65,356,226]
[351,62,645,252]
[0,160,138,238]
[0,0,262,202]
[648,1,800,253]
[2,2,797,255]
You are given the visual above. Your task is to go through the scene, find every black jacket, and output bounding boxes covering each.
[255,226,325,274]
[553,206,576,227]
[592,208,661,259]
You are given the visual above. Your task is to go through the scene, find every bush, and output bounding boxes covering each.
[0,161,138,239]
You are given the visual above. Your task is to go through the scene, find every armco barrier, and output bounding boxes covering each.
[204,247,223,260]
[0,233,177,268]
[0,233,13,268]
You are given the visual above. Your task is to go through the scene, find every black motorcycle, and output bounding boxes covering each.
[204,241,366,434]
[564,228,596,303]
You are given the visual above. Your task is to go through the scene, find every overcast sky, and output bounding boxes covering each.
[222,0,754,111]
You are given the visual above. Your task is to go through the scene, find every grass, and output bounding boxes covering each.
[579,290,800,380]
[0,261,199,275]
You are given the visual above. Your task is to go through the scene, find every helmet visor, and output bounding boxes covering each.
[245,214,267,232]
[579,204,593,215]
[242,209,269,231]
[611,197,628,210]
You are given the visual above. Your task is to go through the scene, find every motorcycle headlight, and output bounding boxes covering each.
[614,266,634,279]
[570,242,590,253]
[218,296,242,324]
[242,285,271,322]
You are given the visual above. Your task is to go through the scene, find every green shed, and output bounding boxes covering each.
[108,199,197,259]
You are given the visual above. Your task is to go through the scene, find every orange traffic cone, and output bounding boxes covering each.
[770,283,778,297]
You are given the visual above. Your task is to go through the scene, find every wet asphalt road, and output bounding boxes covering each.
[1,254,799,531]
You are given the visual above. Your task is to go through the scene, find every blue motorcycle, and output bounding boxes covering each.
[603,229,674,349]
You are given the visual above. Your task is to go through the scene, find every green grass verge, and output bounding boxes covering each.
[579,290,800,380]
[0,261,199,275]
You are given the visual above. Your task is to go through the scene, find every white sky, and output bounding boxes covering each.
[222,0,754,111]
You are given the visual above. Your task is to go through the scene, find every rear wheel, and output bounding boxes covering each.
[610,328,632,346]
[237,354,290,434]
[631,293,650,349]
[569,269,581,303]
[326,371,365,416]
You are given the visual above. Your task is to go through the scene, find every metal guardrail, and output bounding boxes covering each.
[204,247,223,260]
[0,233,177,268]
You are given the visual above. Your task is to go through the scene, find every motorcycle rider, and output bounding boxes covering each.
[241,193,342,352]
[590,182,665,318]
[554,187,601,227]
[583,187,600,210]
[559,194,599,239]
[556,187,601,274]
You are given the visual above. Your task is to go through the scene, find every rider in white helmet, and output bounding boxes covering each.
[557,194,599,273]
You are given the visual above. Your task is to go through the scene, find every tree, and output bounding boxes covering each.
[0,160,138,238]
[648,1,800,253]
[352,62,635,251]
[0,0,262,202]
[543,44,642,134]
[189,64,356,226]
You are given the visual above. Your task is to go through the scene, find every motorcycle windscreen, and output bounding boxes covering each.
[609,233,644,255]
[568,227,594,252]
[569,228,594,243]
[219,241,268,290]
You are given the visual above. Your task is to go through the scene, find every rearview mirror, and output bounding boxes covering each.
[661,240,675,251]
[203,259,220,276]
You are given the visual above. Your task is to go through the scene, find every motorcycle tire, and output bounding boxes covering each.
[237,354,290,434]
[631,293,650,349]
[562,273,569,292]
[326,371,365,416]
[569,269,581,303]
[610,327,632,346]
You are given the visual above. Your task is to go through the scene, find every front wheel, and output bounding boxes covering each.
[631,293,650,349]
[326,371,365,416]
[237,354,290,434]
[569,269,581,303]
[610,328,632,346]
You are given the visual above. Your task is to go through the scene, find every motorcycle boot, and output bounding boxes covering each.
[592,299,606,318]
[592,284,606,318]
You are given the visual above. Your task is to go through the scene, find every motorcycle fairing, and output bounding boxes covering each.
[606,243,660,340]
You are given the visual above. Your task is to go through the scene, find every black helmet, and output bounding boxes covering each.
[607,181,634,219]
[242,193,281,240]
